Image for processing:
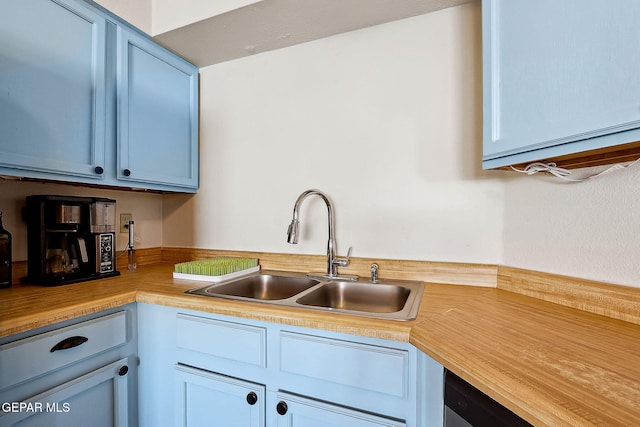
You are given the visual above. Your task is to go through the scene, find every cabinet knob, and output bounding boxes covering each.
[246,392,258,405]
[276,401,288,415]
[118,365,129,377]
[94,166,104,175]
[123,169,131,177]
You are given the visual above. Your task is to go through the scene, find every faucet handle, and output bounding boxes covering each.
[333,246,352,267]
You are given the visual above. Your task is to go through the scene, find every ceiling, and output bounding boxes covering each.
[153,0,474,67]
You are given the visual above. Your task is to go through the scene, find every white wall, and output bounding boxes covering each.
[503,165,640,288]
[163,3,506,264]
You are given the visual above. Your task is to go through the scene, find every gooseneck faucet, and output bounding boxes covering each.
[286,189,352,279]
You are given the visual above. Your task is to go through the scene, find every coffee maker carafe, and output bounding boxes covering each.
[25,195,120,286]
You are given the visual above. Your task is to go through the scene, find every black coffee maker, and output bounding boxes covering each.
[25,195,120,286]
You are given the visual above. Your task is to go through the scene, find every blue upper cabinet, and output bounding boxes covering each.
[0,0,199,192]
[117,28,199,191]
[482,0,640,169]
[0,0,107,180]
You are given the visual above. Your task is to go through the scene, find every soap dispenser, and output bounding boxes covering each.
[0,211,12,288]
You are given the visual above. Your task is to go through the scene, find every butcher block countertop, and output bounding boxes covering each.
[1,263,639,427]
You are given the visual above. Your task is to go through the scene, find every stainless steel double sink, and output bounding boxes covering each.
[185,270,424,321]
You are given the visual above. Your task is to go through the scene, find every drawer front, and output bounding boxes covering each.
[279,331,409,398]
[176,314,266,367]
[0,311,127,389]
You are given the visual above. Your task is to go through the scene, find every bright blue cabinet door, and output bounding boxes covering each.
[0,358,129,427]
[0,0,107,180]
[175,364,265,427]
[117,28,199,191]
[482,0,640,168]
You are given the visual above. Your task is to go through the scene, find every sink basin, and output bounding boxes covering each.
[186,273,320,300]
[185,270,424,321]
[296,281,410,313]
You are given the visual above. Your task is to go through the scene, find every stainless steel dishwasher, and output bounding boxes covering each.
[444,370,533,427]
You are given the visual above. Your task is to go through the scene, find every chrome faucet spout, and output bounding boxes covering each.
[286,189,350,277]
[286,219,300,244]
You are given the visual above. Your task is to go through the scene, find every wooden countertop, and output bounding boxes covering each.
[1,263,639,426]
[410,284,640,426]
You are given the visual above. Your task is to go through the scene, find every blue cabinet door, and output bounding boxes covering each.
[175,364,265,427]
[0,358,130,427]
[117,27,199,191]
[482,0,640,168]
[0,0,107,180]
[273,392,406,427]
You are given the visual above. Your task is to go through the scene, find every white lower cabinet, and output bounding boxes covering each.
[138,303,443,427]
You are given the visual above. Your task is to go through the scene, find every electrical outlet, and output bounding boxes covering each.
[120,213,132,233]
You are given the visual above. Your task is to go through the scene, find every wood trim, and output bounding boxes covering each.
[498,265,640,326]
[160,247,498,288]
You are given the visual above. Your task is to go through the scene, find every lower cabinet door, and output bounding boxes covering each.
[273,392,406,427]
[175,364,265,427]
[0,358,130,427]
